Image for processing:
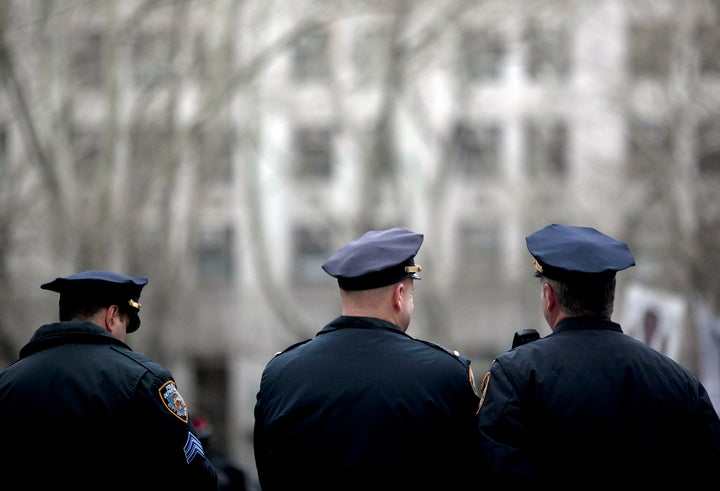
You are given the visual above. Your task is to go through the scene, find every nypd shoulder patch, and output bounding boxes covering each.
[159,380,189,423]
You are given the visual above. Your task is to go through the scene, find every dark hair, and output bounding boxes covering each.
[542,274,616,316]
[59,296,106,321]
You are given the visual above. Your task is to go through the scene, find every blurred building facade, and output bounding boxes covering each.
[2,0,720,484]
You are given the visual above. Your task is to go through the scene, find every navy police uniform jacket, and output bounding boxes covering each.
[0,321,218,490]
[477,316,720,487]
[254,315,481,490]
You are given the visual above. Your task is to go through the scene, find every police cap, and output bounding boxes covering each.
[41,270,148,333]
[322,227,423,290]
[526,224,635,280]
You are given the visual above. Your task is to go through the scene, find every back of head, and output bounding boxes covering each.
[41,270,148,333]
[525,224,635,315]
[321,226,423,291]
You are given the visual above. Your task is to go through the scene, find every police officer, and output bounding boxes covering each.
[0,270,218,490]
[476,224,720,487]
[254,227,481,490]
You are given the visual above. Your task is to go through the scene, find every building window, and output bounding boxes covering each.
[0,125,7,181]
[524,21,570,80]
[192,34,209,81]
[459,27,505,81]
[451,121,500,176]
[72,30,103,87]
[697,118,720,175]
[194,127,233,184]
[193,358,230,454]
[197,225,234,281]
[697,24,720,75]
[293,23,330,82]
[133,31,173,87]
[294,126,333,178]
[131,124,172,193]
[525,119,567,176]
[456,222,501,286]
[352,23,390,85]
[71,126,101,183]
[628,119,672,175]
[293,226,331,284]
[132,124,171,161]
[628,22,673,79]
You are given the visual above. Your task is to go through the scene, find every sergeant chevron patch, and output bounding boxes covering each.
[184,431,205,463]
[159,380,189,422]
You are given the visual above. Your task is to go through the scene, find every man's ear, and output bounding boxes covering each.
[104,305,119,331]
[393,282,404,311]
[543,282,556,311]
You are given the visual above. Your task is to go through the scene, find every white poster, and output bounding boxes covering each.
[620,283,686,362]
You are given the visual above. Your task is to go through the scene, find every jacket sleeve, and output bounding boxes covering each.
[476,359,535,485]
[131,371,219,490]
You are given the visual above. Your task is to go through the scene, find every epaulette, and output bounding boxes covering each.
[271,338,312,358]
[417,339,471,366]
[418,339,479,400]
